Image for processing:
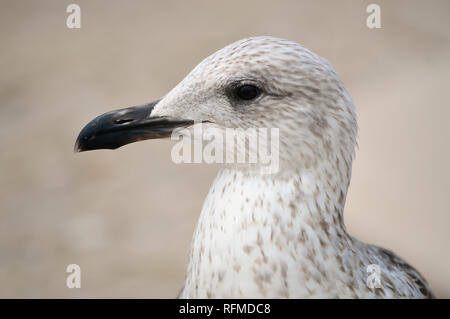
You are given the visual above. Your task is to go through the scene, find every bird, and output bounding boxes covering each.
[75,36,434,298]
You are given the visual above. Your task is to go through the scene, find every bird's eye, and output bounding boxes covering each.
[236,85,260,100]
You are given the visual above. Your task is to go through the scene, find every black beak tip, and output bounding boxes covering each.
[74,141,81,153]
[74,115,111,153]
[74,119,95,153]
[74,121,119,153]
[74,128,86,153]
[74,135,87,153]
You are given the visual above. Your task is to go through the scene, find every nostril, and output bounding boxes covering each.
[114,119,134,125]
[83,135,95,141]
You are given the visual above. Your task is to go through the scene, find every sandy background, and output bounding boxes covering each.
[0,0,449,298]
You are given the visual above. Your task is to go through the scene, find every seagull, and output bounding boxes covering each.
[75,36,434,298]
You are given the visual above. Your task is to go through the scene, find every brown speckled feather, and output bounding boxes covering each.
[148,37,434,299]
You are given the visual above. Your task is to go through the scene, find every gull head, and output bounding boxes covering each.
[75,36,357,172]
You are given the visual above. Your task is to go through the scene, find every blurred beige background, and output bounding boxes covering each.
[0,0,449,298]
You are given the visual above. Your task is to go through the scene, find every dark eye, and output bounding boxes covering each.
[236,85,260,100]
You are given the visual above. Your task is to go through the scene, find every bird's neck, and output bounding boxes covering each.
[181,162,354,298]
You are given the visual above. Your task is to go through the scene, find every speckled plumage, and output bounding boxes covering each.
[151,37,434,298]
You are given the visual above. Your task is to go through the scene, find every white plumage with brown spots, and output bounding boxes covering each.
[154,37,433,298]
[76,36,434,298]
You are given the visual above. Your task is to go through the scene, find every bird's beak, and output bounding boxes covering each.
[74,100,194,152]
